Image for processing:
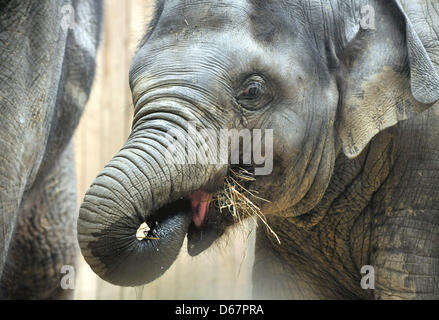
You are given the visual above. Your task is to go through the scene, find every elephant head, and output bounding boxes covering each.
[77,0,439,287]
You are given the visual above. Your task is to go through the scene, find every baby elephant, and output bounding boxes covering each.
[78,0,439,299]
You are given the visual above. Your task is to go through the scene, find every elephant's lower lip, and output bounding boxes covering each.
[186,201,234,257]
[188,191,214,228]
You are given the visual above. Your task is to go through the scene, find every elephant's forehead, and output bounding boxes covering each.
[155,0,253,36]
[150,0,311,48]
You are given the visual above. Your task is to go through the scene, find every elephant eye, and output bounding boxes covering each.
[241,82,264,99]
[237,75,272,110]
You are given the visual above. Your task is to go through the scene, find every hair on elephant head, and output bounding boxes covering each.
[77,0,439,292]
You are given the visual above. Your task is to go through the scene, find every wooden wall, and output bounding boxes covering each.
[73,0,255,300]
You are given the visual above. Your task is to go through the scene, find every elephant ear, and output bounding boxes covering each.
[337,0,439,159]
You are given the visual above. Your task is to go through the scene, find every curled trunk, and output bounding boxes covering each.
[78,105,224,286]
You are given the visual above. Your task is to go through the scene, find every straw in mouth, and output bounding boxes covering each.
[214,167,281,244]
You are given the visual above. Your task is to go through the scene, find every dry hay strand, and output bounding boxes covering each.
[214,167,281,244]
[136,222,160,241]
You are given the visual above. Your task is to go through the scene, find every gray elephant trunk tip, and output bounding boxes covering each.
[78,198,194,287]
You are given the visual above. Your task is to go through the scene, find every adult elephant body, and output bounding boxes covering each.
[78,0,439,299]
[0,0,101,298]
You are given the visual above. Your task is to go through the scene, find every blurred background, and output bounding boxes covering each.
[73,0,255,299]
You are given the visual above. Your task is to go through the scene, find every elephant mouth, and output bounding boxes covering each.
[186,190,235,256]
[136,193,235,260]
[136,167,254,258]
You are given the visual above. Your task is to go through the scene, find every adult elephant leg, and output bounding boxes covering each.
[0,143,78,299]
[0,153,24,281]
[0,120,28,279]
[0,0,75,279]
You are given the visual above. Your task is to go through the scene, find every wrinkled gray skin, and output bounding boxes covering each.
[0,0,101,299]
[78,0,439,299]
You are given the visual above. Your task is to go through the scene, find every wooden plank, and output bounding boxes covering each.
[96,0,130,300]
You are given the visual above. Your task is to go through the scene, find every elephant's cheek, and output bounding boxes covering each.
[256,112,325,214]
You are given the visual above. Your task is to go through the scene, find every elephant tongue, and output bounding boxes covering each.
[189,191,213,228]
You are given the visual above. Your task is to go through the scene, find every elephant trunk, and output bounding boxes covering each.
[77,100,224,286]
